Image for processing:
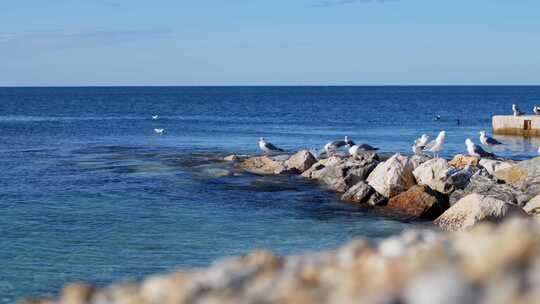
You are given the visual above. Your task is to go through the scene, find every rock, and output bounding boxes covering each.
[366,153,416,198]
[302,155,378,193]
[449,170,528,206]
[524,195,540,215]
[387,185,449,219]
[61,283,94,304]
[493,158,540,196]
[479,159,513,175]
[366,191,387,206]
[434,194,528,231]
[449,154,480,169]
[285,150,317,173]
[224,154,240,162]
[413,158,454,194]
[238,156,289,175]
[410,154,433,168]
[340,181,374,204]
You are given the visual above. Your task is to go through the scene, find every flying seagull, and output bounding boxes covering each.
[424,131,446,158]
[466,138,495,158]
[258,137,284,154]
[324,136,354,155]
[479,130,502,146]
[154,128,165,135]
[534,106,540,115]
[152,115,159,120]
[512,104,524,116]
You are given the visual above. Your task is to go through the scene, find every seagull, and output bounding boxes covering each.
[411,134,429,155]
[258,137,284,154]
[512,104,524,116]
[534,106,540,115]
[324,136,354,155]
[412,143,424,156]
[434,115,441,121]
[424,131,446,158]
[152,115,159,120]
[154,128,165,135]
[466,138,495,158]
[349,144,379,156]
[479,130,502,146]
[538,146,540,155]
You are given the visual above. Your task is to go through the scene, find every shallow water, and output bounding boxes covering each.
[1,86,540,302]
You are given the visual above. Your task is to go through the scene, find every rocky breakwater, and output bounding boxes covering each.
[233,151,540,230]
[27,217,540,304]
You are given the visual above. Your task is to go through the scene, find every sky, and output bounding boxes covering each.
[0,0,539,86]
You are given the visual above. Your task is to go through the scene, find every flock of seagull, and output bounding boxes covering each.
[513,104,540,116]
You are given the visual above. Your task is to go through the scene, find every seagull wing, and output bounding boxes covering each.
[474,145,495,158]
[265,142,284,152]
[486,137,502,145]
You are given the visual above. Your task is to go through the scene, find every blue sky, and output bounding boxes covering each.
[1,0,539,86]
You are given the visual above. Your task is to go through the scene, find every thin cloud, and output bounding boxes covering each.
[0,28,173,50]
[312,0,396,8]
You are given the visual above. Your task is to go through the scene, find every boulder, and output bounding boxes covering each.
[238,156,289,175]
[434,193,528,231]
[449,170,528,206]
[523,195,540,215]
[493,158,540,194]
[366,153,416,198]
[449,154,480,169]
[413,158,454,194]
[410,154,433,168]
[340,181,374,204]
[387,185,449,219]
[285,150,317,173]
[478,159,513,176]
[302,155,378,193]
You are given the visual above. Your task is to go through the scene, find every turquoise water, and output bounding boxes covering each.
[1,86,540,302]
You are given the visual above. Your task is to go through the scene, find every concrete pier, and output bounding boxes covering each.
[493,115,540,136]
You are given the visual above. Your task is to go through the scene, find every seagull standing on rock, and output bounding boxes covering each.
[424,131,446,158]
[466,138,495,158]
[479,131,502,146]
[324,136,354,155]
[349,144,379,157]
[534,106,540,115]
[411,134,430,155]
[513,104,524,116]
[258,137,284,154]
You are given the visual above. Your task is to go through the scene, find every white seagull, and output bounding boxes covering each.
[154,128,165,135]
[538,146,540,155]
[324,136,354,155]
[411,134,430,155]
[152,115,159,120]
[479,130,502,146]
[424,131,446,158]
[534,106,540,115]
[349,143,379,157]
[512,104,524,116]
[258,137,284,154]
[465,138,495,158]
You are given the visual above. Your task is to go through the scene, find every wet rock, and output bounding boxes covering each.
[238,156,289,175]
[449,170,528,206]
[366,153,416,198]
[524,195,540,216]
[285,150,317,173]
[434,193,528,231]
[224,154,240,162]
[387,185,449,219]
[340,181,374,204]
[449,154,480,169]
[479,158,513,175]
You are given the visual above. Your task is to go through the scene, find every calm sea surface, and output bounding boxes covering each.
[1,86,540,302]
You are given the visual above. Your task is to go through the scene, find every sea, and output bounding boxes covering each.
[1,86,540,302]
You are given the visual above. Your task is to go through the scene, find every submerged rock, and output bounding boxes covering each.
[284,150,317,173]
[238,156,289,175]
[367,153,416,198]
[435,193,528,231]
[30,218,540,304]
[387,185,449,219]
